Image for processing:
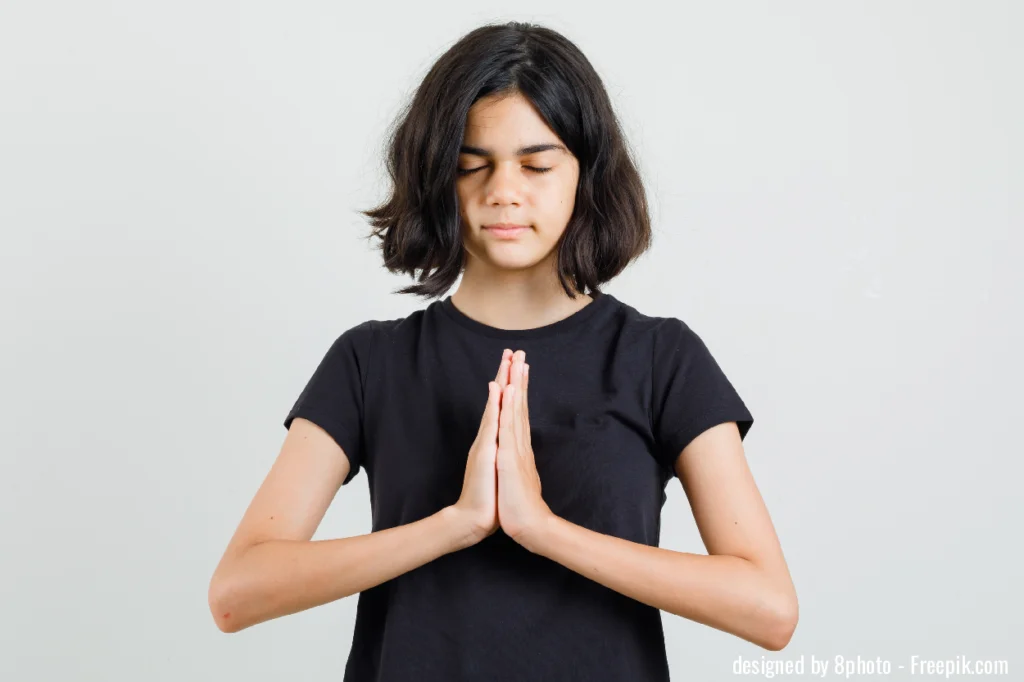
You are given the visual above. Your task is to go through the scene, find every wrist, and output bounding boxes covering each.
[440,505,485,552]
[517,511,557,555]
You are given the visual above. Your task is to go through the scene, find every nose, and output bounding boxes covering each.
[485,162,525,205]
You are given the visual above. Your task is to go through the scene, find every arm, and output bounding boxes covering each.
[208,417,478,634]
[522,422,798,651]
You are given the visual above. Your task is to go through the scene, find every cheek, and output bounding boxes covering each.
[547,173,576,209]
[455,191,474,227]
[544,185,577,223]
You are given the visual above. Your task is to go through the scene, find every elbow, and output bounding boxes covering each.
[208,575,243,634]
[760,591,799,651]
[209,542,267,633]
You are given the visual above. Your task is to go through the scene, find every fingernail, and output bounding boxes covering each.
[525,364,529,376]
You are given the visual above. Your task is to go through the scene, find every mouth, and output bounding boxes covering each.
[483,223,530,238]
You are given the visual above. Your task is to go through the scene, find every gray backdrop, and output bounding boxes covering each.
[2,1,1019,680]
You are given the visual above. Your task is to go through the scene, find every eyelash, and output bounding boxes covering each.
[456,166,552,176]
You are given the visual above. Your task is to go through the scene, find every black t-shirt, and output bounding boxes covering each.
[284,290,754,681]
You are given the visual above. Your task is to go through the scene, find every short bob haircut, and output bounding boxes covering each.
[360,21,651,300]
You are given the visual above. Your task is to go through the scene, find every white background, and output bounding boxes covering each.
[2,1,1020,679]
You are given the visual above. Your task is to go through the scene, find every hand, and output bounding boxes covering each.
[451,349,514,546]
[497,350,553,550]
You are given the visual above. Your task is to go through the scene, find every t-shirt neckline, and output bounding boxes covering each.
[439,290,614,340]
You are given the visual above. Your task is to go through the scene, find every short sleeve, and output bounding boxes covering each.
[651,317,754,470]
[283,320,375,486]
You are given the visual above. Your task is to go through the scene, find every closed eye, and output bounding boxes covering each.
[456,166,552,176]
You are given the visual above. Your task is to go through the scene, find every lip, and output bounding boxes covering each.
[484,223,530,238]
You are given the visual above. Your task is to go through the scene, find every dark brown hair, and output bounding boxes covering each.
[360,21,652,300]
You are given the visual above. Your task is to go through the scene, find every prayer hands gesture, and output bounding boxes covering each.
[453,349,553,550]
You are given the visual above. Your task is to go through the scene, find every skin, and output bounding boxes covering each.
[452,90,592,330]
[209,91,798,652]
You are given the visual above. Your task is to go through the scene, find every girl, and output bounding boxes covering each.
[209,21,797,681]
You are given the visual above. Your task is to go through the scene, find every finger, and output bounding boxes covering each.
[493,352,511,419]
[514,351,525,392]
[513,359,524,453]
[494,349,512,387]
[500,383,516,442]
[480,381,499,438]
[506,351,520,406]
[523,363,531,449]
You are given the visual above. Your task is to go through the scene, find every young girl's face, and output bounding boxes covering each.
[455,91,580,274]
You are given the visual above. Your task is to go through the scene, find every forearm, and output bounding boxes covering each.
[526,515,797,651]
[210,506,477,633]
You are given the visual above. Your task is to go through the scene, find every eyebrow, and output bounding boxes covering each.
[459,143,568,157]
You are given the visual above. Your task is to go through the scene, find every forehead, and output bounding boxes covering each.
[462,93,561,148]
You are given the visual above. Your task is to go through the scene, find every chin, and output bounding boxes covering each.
[464,233,555,271]
[486,252,541,270]
[476,244,548,270]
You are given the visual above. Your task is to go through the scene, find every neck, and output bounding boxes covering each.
[451,257,592,331]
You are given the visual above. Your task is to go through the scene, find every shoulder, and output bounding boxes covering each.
[605,294,697,348]
[332,302,436,356]
[327,319,377,358]
[604,299,722,380]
